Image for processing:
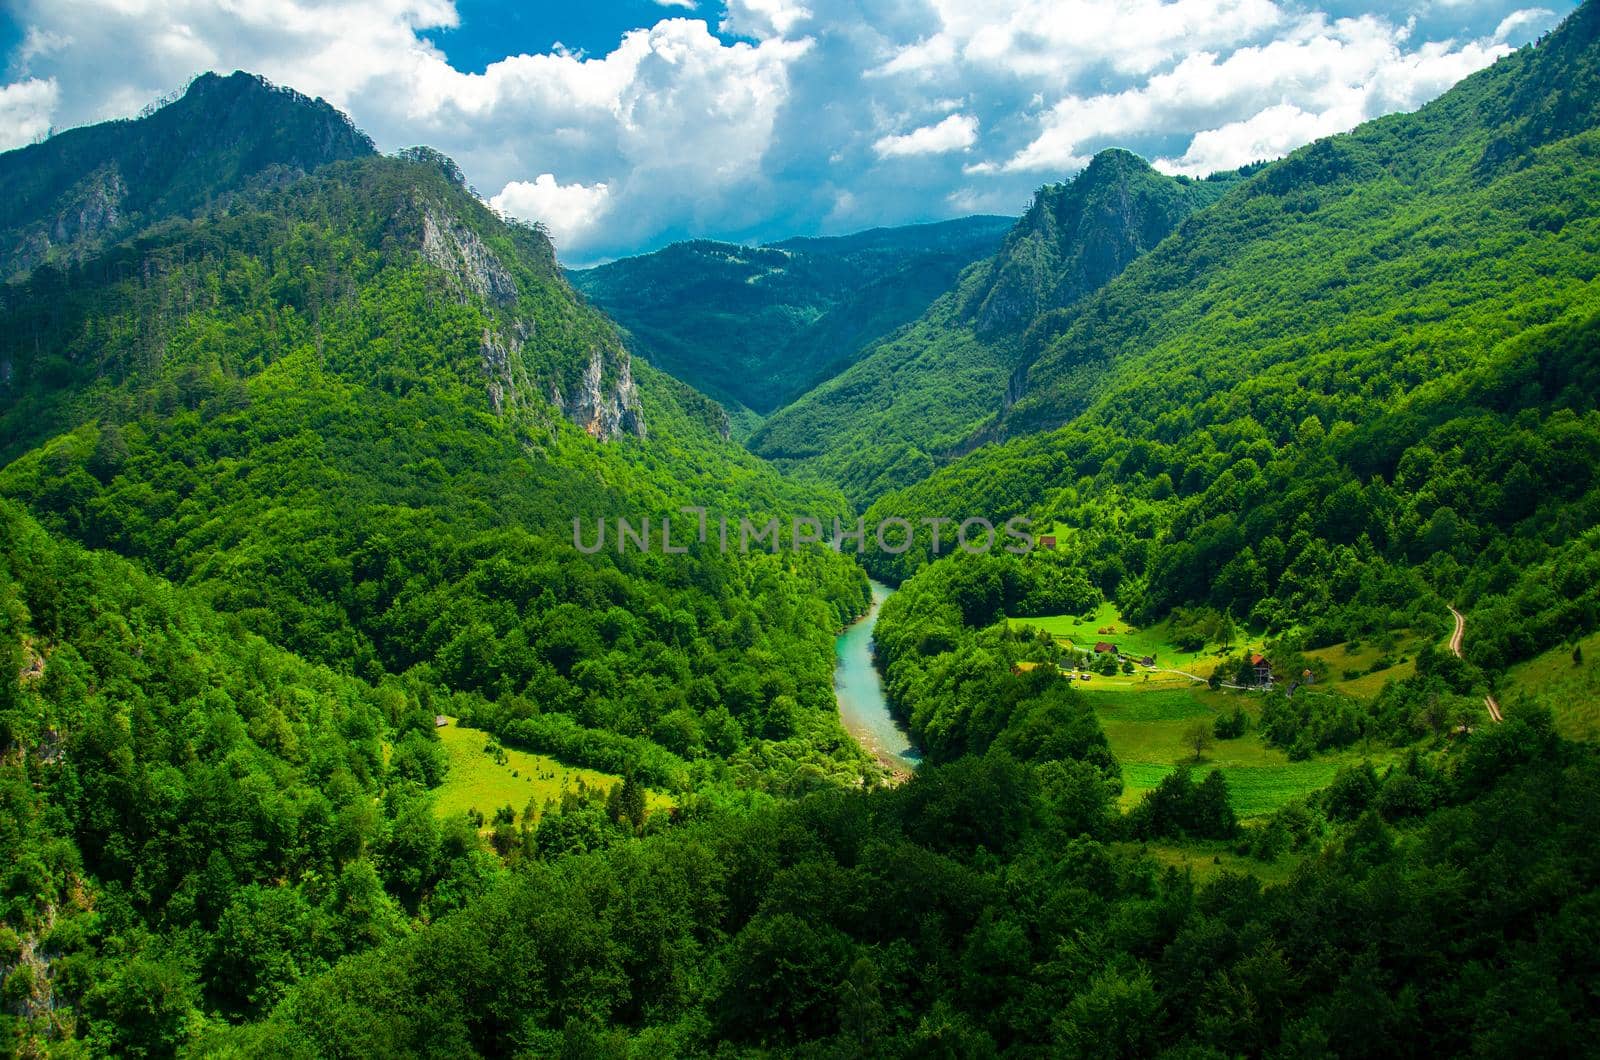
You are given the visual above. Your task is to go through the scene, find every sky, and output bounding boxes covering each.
[0,0,1578,265]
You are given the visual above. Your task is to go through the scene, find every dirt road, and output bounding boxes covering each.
[1448,606,1503,723]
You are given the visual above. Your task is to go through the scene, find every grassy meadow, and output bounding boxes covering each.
[433,718,672,830]
[1009,600,1280,676]
[1501,629,1600,740]
[1084,688,1389,817]
[1117,840,1305,887]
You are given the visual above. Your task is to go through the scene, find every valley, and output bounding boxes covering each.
[833,579,918,781]
[1,3,1599,1055]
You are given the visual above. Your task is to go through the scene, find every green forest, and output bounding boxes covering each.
[1,3,1600,1055]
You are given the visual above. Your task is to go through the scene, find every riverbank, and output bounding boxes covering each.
[835,579,920,783]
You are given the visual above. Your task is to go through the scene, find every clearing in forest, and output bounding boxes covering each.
[432,718,671,829]
[1084,688,1394,817]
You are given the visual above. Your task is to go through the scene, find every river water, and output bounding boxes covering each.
[835,579,921,775]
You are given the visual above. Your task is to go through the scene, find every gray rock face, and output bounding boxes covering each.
[420,205,518,308]
[6,165,127,277]
[549,347,646,440]
[420,201,643,440]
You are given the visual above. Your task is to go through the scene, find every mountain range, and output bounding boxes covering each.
[569,215,1011,429]
[2,4,1600,1054]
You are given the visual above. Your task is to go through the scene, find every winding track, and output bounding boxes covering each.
[1448,606,1504,723]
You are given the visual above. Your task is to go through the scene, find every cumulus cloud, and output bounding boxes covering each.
[0,0,1574,259]
[876,0,1285,82]
[720,0,814,40]
[1493,7,1557,40]
[990,13,1513,175]
[873,113,978,158]
[491,174,612,248]
[0,77,58,150]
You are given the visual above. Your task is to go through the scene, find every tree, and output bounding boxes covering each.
[1183,721,1214,762]
[838,956,885,1049]
[1218,609,1238,650]
[1214,706,1249,739]
[617,774,647,831]
[88,422,128,482]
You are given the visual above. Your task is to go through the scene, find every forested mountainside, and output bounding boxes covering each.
[862,4,1600,684]
[569,216,1011,421]
[5,1,1600,1055]
[0,131,875,781]
[0,72,375,281]
[749,151,1238,501]
[0,87,888,1051]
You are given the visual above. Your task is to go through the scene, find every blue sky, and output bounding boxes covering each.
[0,0,1578,264]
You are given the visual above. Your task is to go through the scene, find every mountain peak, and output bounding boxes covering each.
[965,150,1226,337]
[0,69,375,279]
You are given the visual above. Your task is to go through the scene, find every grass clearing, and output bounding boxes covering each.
[1009,600,1270,677]
[1117,840,1304,887]
[1081,687,1391,817]
[1304,632,1422,700]
[432,718,671,830]
[1501,630,1600,740]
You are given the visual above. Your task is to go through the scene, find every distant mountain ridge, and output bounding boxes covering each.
[747,152,1236,500]
[568,215,1012,419]
[0,70,376,280]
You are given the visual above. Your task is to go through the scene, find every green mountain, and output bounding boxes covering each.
[6,2,1600,1055]
[0,134,871,770]
[0,87,887,1051]
[864,2,1600,680]
[749,150,1237,501]
[568,216,1011,421]
[0,71,376,280]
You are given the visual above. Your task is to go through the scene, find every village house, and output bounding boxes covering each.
[1251,654,1273,686]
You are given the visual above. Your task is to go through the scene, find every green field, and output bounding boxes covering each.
[1083,688,1391,818]
[1117,840,1304,887]
[1304,633,1422,700]
[1009,600,1265,676]
[433,719,672,830]
[1502,630,1600,740]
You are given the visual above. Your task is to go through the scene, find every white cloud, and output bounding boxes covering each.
[993,13,1512,175]
[873,113,978,158]
[491,173,612,248]
[876,0,1285,82]
[1155,102,1346,174]
[720,0,813,40]
[0,77,58,150]
[1492,6,1556,40]
[0,0,1567,258]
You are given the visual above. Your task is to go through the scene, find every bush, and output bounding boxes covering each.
[1213,706,1249,739]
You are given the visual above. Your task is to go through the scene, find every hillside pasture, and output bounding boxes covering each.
[433,718,671,829]
[1501,629,1600,740]
[1083,688,1392,817]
